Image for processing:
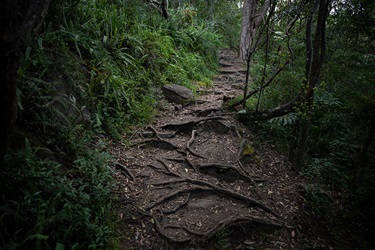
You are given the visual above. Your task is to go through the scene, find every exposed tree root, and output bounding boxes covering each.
[147,158,279,217]
[148,163,173,176]
[187,130,197,148]
[153,214,192,243]
[197,162,264,183]
[198,119,241,137]
[139,126,176,139]
[160,193,191,214]
[164,157,185,163]
[149,179,280,217]
[186,130,207,159]
[200,216,282,240]
[144,186,213,210]
[130,138,179,150]
[151,198,283,244]
[114,49,307,249]
[237,159,261,198]
[163,157,198,173]
[237,157,248,174]
[181,215,283,240]
[194,108,222,117]
[185,157,198,173]
[161,116,225,131]
[114,162,135,181]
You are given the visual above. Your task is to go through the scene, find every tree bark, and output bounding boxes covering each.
[248,94,301,121]
[240,0,274,109]
[239,0,271,61]
[21,0,52,37]
[0,0,52,161]
[148,0,169,19]
[293,0,330,167]
[0,1,20,160]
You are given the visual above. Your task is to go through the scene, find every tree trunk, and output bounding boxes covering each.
[21,0,52,37]
[148,0,169,19]
[161,0,169,19]
[240,0,273,109]
[0,1,19,160]
[292,0,330,168]
[290,0,319,168]
[239,0,256,61]
[0,0,52,161]
[239,0,270,61]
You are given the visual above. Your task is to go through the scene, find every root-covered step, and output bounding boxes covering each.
[112,49,307,249]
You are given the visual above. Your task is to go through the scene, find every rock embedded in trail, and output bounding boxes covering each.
[162,84,195,104]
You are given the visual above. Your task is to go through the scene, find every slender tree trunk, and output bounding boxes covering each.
[256,10,271,112]
[292,0,330,168]
[293,113,313,167]
[240,0,256,61]
[161,0,169,19]
[291,0,319,167]
[240,0,273,109]
[239,0,270,61]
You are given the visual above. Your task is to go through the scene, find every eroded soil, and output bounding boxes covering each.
[111,49,333,249]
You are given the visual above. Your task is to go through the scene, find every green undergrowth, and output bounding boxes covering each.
[0,140,115,249]
[1,0,222,248]
[243,14,375,245]
[252,82,375,248]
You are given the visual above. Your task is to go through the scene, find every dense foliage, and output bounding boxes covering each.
[0,0,230,248]
[242,0,374,247]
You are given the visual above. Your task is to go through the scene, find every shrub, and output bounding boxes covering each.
[0,140,115,249]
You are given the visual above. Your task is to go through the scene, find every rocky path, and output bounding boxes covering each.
[111,49,329,249]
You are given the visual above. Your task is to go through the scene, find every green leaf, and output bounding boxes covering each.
[28,234,49,240]
[55,242,66,250]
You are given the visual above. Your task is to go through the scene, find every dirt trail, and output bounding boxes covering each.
[112,49,329,249]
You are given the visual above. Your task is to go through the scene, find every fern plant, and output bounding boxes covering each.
[269,112,297,126]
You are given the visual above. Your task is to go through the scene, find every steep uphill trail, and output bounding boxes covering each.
[111,49,332,249]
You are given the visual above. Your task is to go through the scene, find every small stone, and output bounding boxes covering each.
[174,104,183,111]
